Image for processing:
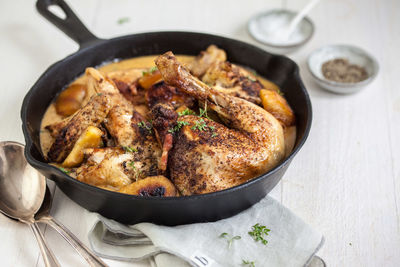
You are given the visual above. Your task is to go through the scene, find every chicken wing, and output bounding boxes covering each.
[187,44,227,77]
[201,61,263,105]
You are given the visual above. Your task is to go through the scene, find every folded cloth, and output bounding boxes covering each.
[88,196,324,267]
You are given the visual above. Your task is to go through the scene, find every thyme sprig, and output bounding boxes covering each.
[191,118,208,131]
[242,259,255,267]
[117,17,130,25]
[219,232,241,249]
[168,120,189,133]
[129,161,142,181]
[142,66,158,76]
[198,107,209,119]
[137,121,153,134]
[59,167,70,175]
[122,146,138,153]
[178,108,196,116]
[248,223,270,245]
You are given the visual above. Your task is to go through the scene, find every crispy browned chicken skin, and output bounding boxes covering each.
[155,52,285,195]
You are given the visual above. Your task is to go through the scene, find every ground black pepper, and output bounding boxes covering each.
[322,58,368,83]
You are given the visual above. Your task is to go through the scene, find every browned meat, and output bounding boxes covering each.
[155,52,285,195]
[187,45,227,77]
[76,147,159,190]
[47,93,112,162]
[202,61,263,105]
[146,81,195,109]
[150,103,179,171]
[106,68,144,95]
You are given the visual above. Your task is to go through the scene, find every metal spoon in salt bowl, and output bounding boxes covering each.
[0,141,108,267]
[248,0,320,53]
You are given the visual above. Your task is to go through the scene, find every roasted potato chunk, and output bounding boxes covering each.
[62,126,103,167]
[55,83,87,116]
[119,176,178,197]
[138,70,162,89]
[259,79,280,93]
[260,89,295,127]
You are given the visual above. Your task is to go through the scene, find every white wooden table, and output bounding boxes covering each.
[1,0,399,266]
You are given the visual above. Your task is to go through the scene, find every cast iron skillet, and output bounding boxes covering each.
[22,0,312,225]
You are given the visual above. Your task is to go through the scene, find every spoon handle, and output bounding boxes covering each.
[39,216,108,267]
[287,0,320,35]
[30,222,61,267]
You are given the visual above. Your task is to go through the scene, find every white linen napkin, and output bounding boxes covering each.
[88,196,324,267]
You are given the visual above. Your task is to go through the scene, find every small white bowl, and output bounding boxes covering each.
[248,9,314,54]
[307,44,379,94]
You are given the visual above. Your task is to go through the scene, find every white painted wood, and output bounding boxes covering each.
[1,0,399,266]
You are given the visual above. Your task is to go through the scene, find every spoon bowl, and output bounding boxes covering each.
[0,141,60,266]
[0,141,108,267]
[0,141,46,220]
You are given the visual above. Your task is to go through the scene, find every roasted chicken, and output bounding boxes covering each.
[187,44,227,77]
[155,52,285,195]
[43,45,295,196]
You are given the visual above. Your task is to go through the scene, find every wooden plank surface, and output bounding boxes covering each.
[0,0,399,266]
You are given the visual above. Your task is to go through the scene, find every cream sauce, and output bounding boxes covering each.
[40,55,296,157]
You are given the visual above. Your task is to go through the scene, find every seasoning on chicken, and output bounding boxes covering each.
[42,45,296,196]
[155,52,285,195]
[187,44,227,77]
[201,61,264,105]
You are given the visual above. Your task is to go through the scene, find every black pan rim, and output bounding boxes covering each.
[21,30,312,202]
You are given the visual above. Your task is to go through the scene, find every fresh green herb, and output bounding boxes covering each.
[178,108,196,116]
[97,93,103,96]
[137,121,153,134]
[191,118,208,131]
[129,161,141,181]
[219,232,228,238]
[142,66,158,76]
[219,232,241,249]
[191,118,217,137]
[276,89,284,96]
[248,223,270,245]
[198,107,209,119]
[242,259,255,267]
[59,167,70,175]
[123,146,138,153]
[117,17,130,25]
[251,70,258,76]
[168,120,189,133]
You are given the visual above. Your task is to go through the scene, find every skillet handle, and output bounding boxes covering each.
[36,0,102,48]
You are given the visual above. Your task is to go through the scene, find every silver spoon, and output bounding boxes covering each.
[36,185,108,267]
[275,0,320,41]
[0,141,108,267]
[0,141,60,267]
